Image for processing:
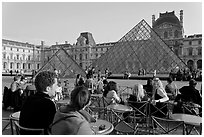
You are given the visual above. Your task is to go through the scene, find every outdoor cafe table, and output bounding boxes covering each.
[90,119,114,135]
[107,104,133,113]
[9,111,21,135]
[170,113,202,134]
[107,104,133,124]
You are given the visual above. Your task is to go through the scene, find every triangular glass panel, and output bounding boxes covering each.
[92,19,187,74]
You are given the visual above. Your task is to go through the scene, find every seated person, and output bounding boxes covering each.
[173,79,202,115]
[128,84,149,103]
[19,71,58,134]
[165,77,178,100]
[103,81,121,105]
[10,75,24,112]
[51,86,94,135]
[143,78,153,97]
[151,78,169,117]
[124,84,149,122]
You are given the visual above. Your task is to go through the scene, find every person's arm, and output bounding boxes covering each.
[112,91,121,103]
[10,82,17,92]
[156,88,169,103]
[77,122,94,135]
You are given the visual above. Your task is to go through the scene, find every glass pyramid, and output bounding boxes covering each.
[92,19,187,74]
[37,47,86,78]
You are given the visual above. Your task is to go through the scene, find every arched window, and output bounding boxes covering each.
[79,54,83,60]
[3,62,7,69]
[197,60,202,69]
[10,62,13,69]
[164,31,168,39]
[79,63,83,67]
[23,63,26,69]
[37,64,40,69]
[28,63,31,69]
[17,63,21,69]
[187,60,194,71]
[174,30,179,38]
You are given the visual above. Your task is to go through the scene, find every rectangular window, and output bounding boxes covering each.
[17,55,19,60]
[188,48,193,56]
[198,40,202,45]
[198,48,202,55]
[189,41,192,45]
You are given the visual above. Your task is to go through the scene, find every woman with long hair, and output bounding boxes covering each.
[103,81,121,105]
[151,78,169,117]
[129,84,148,102]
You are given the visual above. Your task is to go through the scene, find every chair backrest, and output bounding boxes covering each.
[13,121,45,135]
[128,101,149,117]
[150,102,169,118]
[151,116,185,135]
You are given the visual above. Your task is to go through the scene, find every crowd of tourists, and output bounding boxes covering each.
[2,69,202,135]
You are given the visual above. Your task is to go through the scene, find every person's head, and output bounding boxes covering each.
[132,84,145,102]
[153,78,164,89]
[147,78,153,86]
[76,74,81,79]
[78,77,85,86]
[14,75,21,82]
[167,77,173,84]
[70,86,91,111]
[189,79,197,87]
[108,81,118,91]
[34,71,58,97]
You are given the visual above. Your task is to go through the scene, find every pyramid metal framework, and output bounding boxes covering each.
[92,19,187,74]
[36,47,86,78]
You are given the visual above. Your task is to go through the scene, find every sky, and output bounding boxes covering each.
[2,1,202,46]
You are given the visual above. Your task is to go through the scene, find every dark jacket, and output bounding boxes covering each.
[19,92,56,134]
[179,86,202,106]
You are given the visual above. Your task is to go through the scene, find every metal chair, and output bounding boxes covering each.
[113,109,138,135]
[151,116,185,135]
[2,117,11,134]
[128,101,150,134]
[13,121,45,135]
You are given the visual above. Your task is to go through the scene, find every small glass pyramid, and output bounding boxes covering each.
[36,47,86,78]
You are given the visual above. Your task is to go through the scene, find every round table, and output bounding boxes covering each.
[170,113,202,126]
[107,104,133,112]
[10,111,20,121]
[9,111,21,135]
[90,119,114,135]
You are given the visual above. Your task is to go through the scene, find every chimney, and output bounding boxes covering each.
[65,41,68,44]
[152,15,155,27]
[180,10,183,28]
[41,41,44,46]
[56,42,58,45]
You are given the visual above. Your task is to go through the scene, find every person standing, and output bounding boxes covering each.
[10,75,23,112]
[19,71,58,134]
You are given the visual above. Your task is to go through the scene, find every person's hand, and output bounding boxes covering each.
[20,89,23,95]
[151,100,158,105]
